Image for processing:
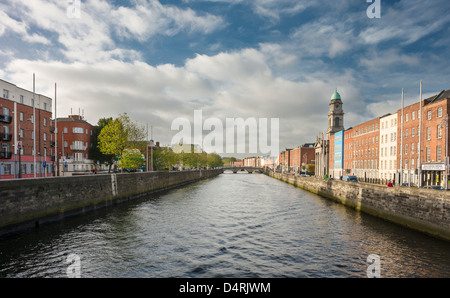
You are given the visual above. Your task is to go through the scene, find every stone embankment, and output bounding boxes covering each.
[267,170,450,242]
[0,169,222,238]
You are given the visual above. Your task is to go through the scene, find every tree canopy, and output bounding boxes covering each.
[97,113,147,161]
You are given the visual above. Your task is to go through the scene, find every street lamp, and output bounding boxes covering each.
[440,115,448,190]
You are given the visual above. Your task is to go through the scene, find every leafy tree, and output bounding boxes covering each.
[153,148,178,170]
[98,117,128,158]
[118,148,145,170]
[90,117,115,172]
[97,114,147,171]
[207,153,224,168]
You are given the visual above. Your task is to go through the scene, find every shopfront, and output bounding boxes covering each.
[421,162,448,188]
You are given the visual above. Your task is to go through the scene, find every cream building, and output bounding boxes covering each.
[379,113,397,183]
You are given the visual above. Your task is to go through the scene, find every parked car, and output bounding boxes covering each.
[342,175,358,182]
[424,185,446,190]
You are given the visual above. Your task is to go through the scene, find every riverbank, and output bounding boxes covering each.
[266,170,450,242]
[0,169,222,238]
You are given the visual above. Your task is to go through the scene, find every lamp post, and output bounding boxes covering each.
[440,114,448,190]
[32,73,36,178]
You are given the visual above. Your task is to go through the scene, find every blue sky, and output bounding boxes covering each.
[0,0,449,157]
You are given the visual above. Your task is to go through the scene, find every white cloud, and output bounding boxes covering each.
[359,49,420,72]
[0,10,50,45]
[1,0,225,63]
[290,19,355,59]
[4,45,364,152]
[358,0,450,45]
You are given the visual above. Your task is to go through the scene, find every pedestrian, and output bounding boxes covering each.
[387,180,393,187]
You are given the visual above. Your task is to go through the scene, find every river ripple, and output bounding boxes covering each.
[0,172,449,278]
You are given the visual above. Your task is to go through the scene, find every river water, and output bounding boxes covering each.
[0,172,449,278]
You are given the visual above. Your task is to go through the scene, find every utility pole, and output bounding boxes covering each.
[55,82,57,177]
[33,73,36,178]
[418,81,423,188]
[400,88,404,186]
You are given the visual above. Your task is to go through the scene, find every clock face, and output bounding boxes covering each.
[335,104,339,109]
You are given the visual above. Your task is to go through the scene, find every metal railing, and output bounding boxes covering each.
[0,114,12,123]
[0,151,12,159]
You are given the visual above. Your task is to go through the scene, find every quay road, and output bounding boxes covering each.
[0,171,449,278]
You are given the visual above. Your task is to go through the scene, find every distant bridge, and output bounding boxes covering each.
[222,166,265,174]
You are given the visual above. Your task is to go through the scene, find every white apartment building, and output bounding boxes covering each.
[379,113,397,183]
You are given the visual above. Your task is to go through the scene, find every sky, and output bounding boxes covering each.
[0,0,449,158]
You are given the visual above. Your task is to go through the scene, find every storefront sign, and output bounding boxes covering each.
[421,163,446,171]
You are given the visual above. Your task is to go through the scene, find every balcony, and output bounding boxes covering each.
[0,133,12,141]
[0,151,12,159]
[70,144,87,151]
[51,141,56,147]
[0,114,12,124]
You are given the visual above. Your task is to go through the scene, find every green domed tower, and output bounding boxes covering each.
[327,89,344,136]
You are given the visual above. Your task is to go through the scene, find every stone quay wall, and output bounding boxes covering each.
[0,169,222,237]
[267,170,450,242]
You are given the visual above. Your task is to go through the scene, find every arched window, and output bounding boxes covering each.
[335,117,340,127]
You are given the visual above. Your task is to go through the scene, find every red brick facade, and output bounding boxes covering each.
[1,93,52,179]
[52,115,95,175]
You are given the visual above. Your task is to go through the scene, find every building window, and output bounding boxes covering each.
[426,147,431,162]
[412,111,415,120]
[31,98,34,107]
[438,107,443,118]
[19,129,24,138]
[427,110,432,120]
[43,103,47,111]
[437,146,442,162]
[437,125,442,139]
[20,112,24,122]
[2,89,9,99]
[64,141,68,148]
[405,129,408,138]
[405,113,408,122]
[44,133,47,141]
[64,127,68,134]
[73,127,84,134]
[20,95,24,104]
[427,127,431,140]
[411,143,415,155]
[43,118,47,126]
[335,117,339,127]
[412,127,415,137]
[405,144,408,155]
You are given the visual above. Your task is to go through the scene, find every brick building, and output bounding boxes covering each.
[416,89,450,187]
[290,143,315,174]
[52,114,95,176]
[347,117,380,182]
[0,79,53,179]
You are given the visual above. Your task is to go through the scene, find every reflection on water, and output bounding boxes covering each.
[0,172,449,278]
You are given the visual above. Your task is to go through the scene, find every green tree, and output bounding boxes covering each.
[118,148,145,170]
[98,117,128,158]
[207,153,224,168]
[97,114,147,170]
[90,117,115,172]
